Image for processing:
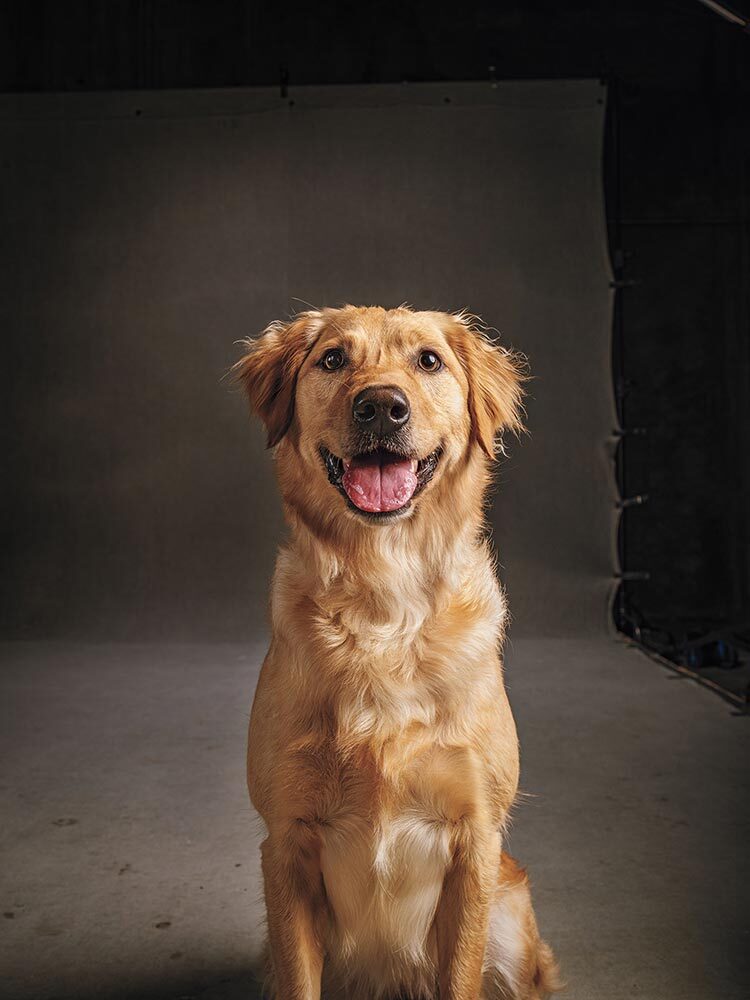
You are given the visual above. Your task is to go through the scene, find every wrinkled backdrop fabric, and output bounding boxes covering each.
[0,80,614,640]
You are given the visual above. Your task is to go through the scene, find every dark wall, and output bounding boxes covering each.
[2,1,749,94]
[2,0,749,640]
[0,82,612,640]
[611,77,750,642]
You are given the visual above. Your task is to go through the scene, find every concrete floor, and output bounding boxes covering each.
[1,638,748,1000]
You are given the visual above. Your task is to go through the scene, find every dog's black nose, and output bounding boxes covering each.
[352,385,411,435]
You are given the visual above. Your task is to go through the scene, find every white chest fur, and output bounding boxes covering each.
[320,805,451,992]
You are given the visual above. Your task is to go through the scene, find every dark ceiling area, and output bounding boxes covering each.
[2,1,749,675]
[1,1,749,95]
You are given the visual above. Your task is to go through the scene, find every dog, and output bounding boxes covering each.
[235,305,559,999]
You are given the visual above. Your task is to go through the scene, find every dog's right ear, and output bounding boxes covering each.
[233,313,324,447]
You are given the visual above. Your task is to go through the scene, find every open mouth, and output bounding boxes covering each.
[321,445,442,518]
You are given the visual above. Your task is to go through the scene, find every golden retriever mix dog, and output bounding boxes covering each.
[235,305,559,1000]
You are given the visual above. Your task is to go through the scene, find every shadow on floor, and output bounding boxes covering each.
[49,970,265,1000]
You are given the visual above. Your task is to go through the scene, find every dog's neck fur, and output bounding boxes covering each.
[270,447,506,749]
[275,447,497,635]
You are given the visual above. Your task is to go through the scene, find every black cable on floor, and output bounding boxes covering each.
[624,638,749,712]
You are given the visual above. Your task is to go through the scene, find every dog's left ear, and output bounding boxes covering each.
[233,312,324,447]
[445,315,527,458]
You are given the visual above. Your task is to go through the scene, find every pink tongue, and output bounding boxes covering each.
[342,453,418,513]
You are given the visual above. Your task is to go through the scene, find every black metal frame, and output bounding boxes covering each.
[606,77,749,709]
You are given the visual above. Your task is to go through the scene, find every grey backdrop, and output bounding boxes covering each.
[0,81,614,640]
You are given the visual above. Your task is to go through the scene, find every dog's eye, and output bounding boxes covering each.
[418,350,442,373]
[320,348,345,371]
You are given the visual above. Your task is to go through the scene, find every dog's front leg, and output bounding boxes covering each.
[261,828,326,1000]
[434,823,497,1000]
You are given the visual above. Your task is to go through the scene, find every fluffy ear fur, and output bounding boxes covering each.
[445,315,527,458]
[233,312,324,447]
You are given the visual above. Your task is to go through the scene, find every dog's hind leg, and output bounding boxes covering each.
[481,852,560,1000]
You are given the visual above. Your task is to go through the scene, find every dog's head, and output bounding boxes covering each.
[234,306,525,529]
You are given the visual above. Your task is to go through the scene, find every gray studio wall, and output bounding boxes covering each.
[0,81,613,640]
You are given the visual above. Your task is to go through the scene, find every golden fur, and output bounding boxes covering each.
[235,305,559,999]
